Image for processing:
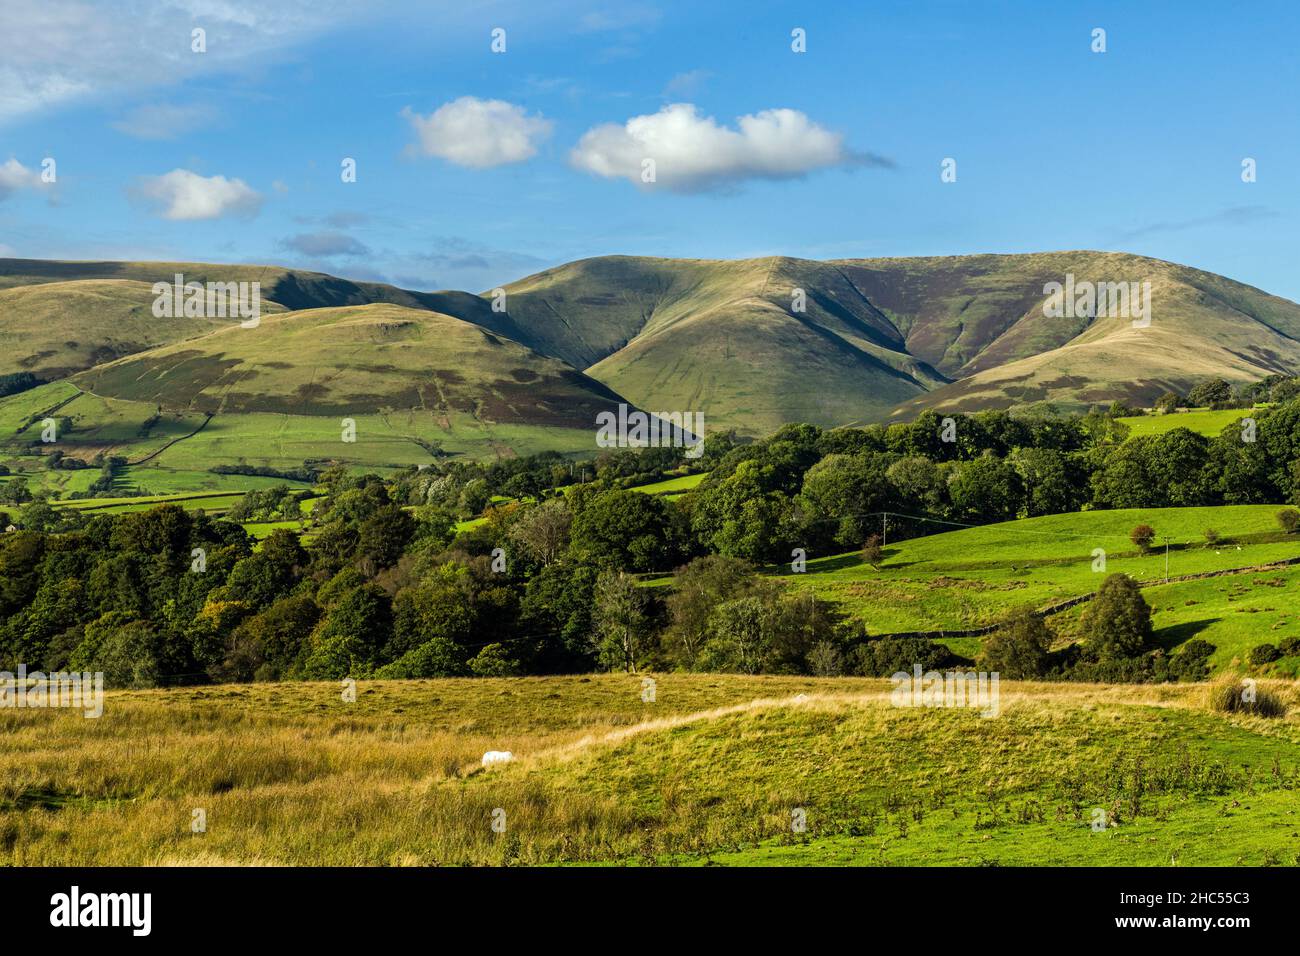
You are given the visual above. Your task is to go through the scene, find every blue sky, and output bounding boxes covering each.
[1,0,1297,297]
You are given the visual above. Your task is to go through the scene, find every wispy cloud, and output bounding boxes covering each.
[111,103,217,140]
[577,8,662,33]
[0,0,371,124]
[0,157,53,201]
[662,69,710,99]
[370,237,549,291]
[1114,205,1277,241]
[280,231,370,257]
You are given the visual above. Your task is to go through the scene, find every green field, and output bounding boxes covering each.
[769,506,1300,669]
[1,384,598,499]
[628,471,707,497]
[3,674,1297,866]
[1117,407,1255,437]
[54,490,247,514]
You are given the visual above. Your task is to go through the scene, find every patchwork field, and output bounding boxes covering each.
[3,675,1298,866]
[772,506,1300,669]
[0,384,598,497]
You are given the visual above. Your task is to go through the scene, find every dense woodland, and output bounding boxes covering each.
[3,376,1300,688]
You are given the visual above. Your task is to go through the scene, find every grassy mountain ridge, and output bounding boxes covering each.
[500,255,950,433]
[871,252,1300,417]
[498,251,1300,429]
[4,251,1300,443]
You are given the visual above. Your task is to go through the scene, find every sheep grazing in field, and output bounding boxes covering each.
[482,750,513,768]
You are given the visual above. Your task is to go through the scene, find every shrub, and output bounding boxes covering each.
[978,608,1052,679]
[861,533,883,569]
[469,643,522,677]
[1130,524,1156,552]
[806,640,843,676]
[1080,573,1153,660]
[1170,638,1216,681]
[1203,528,1219,546]
[1248,643,1281,666]
[1278,635,1300,657]
[1208,680,1286,718]
[1277,509,1300,534]
[851,636,958,677]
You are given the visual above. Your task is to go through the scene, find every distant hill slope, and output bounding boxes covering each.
[834,252,1300,417]
[495,251,1300,430]
[0,277,290,379]
[4,252,1300,439]
[72,303,626,428]
[498,255,948,434]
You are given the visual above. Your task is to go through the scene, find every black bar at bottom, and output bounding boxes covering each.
[1,866,1285,941]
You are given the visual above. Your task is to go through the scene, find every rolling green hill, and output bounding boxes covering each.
[496,251,1300,432]
[4,251,1300,481]
[0,257,492,379]
[877,252,1300,418]
[25,304,625,484]
[0,278,288,379]
[73,302,624,425]
[497,255,953,432]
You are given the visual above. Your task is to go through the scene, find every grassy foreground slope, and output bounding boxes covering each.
[3,675,1297,866]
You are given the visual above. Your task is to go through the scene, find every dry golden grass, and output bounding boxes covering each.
[3,674,1298,866]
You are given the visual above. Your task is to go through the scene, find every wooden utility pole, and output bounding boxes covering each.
[882,513,888,548]
[1164,536,1170,583]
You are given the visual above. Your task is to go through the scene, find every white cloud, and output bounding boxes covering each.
[111,103,216,140]
[402,97,553,168]
[135,169,262,221]
[0,158,51,200]
[0,0,369,124]
[570,103,886,193]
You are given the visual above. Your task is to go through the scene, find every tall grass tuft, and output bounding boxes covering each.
[1207,679,1287,718]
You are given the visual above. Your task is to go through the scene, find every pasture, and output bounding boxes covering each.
[773,505,1300,669]
[1116,407,1253,438]
[2,674,1298,866]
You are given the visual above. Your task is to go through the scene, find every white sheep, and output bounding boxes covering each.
[481,750,514,768]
